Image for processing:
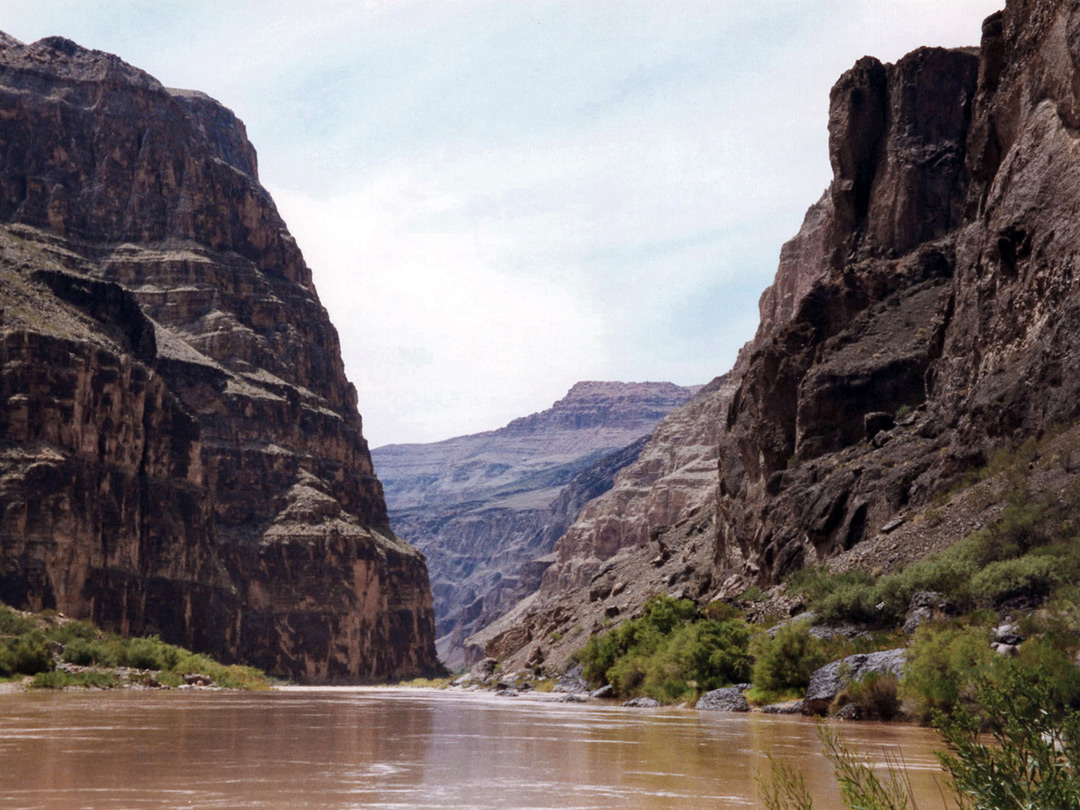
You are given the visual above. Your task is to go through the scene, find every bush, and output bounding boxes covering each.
[578,594,752,702]
[0,604,35,636]
[969,555,1059,606]
[836,672,900,721]
[31,670,119,689]
[900,624,992,722]
[937,661,1080,809]
[751,621,828,695]
[62,638,119,668]
[120,636,183,671]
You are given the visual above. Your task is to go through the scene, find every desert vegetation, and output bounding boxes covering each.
[0,603,269,690]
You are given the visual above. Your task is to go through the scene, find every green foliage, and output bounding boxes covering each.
[751,621,828,695]
[61,638,119,668]
[31,670,119,689]
[761,657,1080,810]
[899,623,993,722]
[936,661,1080,809]
[836,673,900,721]
[785,494,1080,628]
[969,555,1059,606]
[119,636,184,671]
[0,604,35,636]
[578,594,752,702]
[0,600,269,689]
[1,632,54,676]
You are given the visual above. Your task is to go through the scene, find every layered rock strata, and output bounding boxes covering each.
[372,381,696,668]
[489,1,1080,673]
[0,34,438,682]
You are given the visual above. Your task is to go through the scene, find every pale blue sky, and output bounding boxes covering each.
[2,1,1002,446]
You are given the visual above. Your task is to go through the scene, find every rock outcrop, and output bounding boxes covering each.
[489,0,1080,675]
[372,381,696,667]
[0,34,438,682]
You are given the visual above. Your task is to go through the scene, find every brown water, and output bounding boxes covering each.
[0,687,950,809]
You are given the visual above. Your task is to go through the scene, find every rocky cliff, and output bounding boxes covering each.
[372,381,696,668]
[0,34,438,682]
[487,0,1080,674]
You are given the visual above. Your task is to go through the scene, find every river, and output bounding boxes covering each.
[0,687,950,809]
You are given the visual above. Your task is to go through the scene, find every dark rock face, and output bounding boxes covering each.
[803,649,907,715]
[717,45,984,581]
[0,34,438,682]
[372,381,696,668]
[490,2,1080,674]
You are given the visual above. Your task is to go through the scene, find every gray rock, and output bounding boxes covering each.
[803,648,907,715]
[834,702,861,720]
[452,657,498,687]
[994,624,1024,646]
[554,664,588,694]
[903,591,947,634]
[762,701,805,714]
[590,684,614,699]
[494,688,519,697]
[622,697,661,708]
[696,687,750,712]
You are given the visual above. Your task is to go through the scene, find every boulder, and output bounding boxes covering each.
[554,665,589,694]
[696,687,750,713]
[903,591,948,634]
[622,697,661,708]
[803,648,906,715]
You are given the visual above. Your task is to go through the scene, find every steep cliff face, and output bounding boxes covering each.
[488,1,1080,673]
[372,381,696,667]
[476,170,835,671]
[0,34,438,682]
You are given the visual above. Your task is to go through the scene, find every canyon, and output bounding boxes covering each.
[0,33,438,682]
[372,381,697,668]
[481,0,1080,674]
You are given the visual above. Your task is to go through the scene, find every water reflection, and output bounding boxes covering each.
[0,688,949,809]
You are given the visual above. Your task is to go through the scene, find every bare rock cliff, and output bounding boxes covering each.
[0,34,438,682]
[488,0,1080,673]
[372,381,696,668]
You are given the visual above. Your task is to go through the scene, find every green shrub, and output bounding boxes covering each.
[578,594,752,702]
[0,643,17,677]
[937,660,1080,809]
[900,624,992,722]
[31,670,119,689]
[836,672,900,721]
[970,555,1058,606]
[751,621,828,695]
[0,604,35,636]
[47,620,97,645]
[61,638,119,668]
[120,636,183,671]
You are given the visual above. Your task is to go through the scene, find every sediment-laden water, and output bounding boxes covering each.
[0,687,948,809]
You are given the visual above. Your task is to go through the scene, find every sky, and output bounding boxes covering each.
[2,1,1003,447]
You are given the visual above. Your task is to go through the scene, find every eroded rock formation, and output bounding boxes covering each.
[489,0,1080,674]
[372,381,696,668]
[0,34,438,682]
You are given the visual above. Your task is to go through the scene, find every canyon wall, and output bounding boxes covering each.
[0,34,438,682]
[488,0,1080,674]
[372,381,696,667]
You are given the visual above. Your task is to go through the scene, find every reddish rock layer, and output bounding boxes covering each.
[0,34,438,682]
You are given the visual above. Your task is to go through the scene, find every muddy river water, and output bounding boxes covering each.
[0,687,951,809]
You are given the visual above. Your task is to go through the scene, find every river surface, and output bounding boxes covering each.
[0,687,950,809]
